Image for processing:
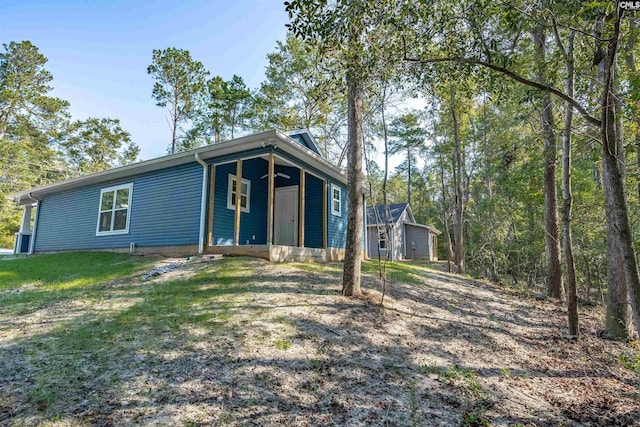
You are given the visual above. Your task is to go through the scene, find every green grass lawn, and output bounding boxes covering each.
[1,252,638,426]
[0,252,155,315]
[0,253,277,424]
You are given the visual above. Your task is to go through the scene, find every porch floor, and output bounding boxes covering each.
[205,244,343,262]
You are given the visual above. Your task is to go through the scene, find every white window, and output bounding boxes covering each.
[331,184,341,216]
[227,174,250,213]
[96,183,133,236]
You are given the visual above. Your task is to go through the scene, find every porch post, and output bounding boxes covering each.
[15,205,32,254]
[322,180,328,248]
[267,153,275,245]
[20,205,32,234]
[299,169,305,247]
[233,159,243,245]
[207,164,216,246]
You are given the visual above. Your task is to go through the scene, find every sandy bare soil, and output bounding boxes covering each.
[1,257,639,426]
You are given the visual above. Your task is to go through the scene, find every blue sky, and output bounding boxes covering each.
[1,0,290,160]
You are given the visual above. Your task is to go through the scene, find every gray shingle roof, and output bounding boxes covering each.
[366,203,408,225]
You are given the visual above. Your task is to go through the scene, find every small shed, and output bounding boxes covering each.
[366,203,440,261]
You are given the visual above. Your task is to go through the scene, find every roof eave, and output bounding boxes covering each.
[9,129,349,205]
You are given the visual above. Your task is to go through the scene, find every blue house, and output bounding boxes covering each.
[10,129,365,262]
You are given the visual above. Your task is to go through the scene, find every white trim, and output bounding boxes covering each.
[274,185,299,246]
[403,222,407,258]
[96,183,133,236]
[10,130,353,206]
[226,174,250,213]
[330,183,341,217]
[28,196,39,254]
[363,193,368,258]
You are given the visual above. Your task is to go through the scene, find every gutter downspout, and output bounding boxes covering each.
[27,193,40,255]
[195,153,208,255]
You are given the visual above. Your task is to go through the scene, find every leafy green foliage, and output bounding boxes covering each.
[147,47,209,153]
[0,41,140,248]
[250,34,345,160]
[60,118,139,174]
[186,74,252,147]
[0,41,69,140]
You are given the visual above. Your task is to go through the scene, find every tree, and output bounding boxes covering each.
[0,41,68,140]
[147,48,208,154]
[396,0,640,338]
[287,0,396,296]
[226,75,252,139]
[60,118,139,175]
[188,74,252,147]
[387,112,426,206]
[250,34,344,160]
[533,23,564,301]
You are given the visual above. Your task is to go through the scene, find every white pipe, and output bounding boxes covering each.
[27,193,40,255]
[195,153,208,255]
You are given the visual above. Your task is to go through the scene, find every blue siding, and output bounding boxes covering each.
[274,165,300,188]
[304,173,323,248]
[35,163,202,251]
[289,134,321,156]
[212,159,269,245]
[239,158,268,245]
[212,163,236,245]
[327,181,348,249]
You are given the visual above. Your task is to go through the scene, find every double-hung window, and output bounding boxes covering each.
[331,184,341,216]
[227,174,250,213]
[96,183,133,235]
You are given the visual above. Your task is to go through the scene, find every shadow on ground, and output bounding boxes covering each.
[0,256,638,426]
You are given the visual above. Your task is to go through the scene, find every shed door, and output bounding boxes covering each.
[274,186,298,246]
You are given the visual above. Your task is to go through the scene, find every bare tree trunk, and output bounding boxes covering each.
[171,112,178,154]
[342,69,364,296]
[598,10,640,339]
[624,18,640,200]
[438,151,455,273]
[534,24,564,300]
[559,30,579,337]
[382,87,391,259]
[450,88,465,274]
[407,148,412,206]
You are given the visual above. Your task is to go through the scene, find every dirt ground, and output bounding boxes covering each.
[1,257,639,426]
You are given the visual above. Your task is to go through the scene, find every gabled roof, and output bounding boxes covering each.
[367,203,441,234]
[366,203,410,225]
[9,129,344,206]
[286,129,322,156]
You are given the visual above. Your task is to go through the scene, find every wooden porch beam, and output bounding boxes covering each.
[299,169,305,247]
[267,153,275,245]
[234,159,243,245]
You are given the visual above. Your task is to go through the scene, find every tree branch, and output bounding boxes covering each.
[402,37,601,127]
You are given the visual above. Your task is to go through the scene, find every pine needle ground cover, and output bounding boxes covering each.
[0,253,638,426]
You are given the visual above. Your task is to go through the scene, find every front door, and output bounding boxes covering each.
[274,186,298,246]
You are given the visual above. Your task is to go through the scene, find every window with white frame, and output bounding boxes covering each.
[96,183,132,235]
[227,174,250,213]
[331,184,341,216]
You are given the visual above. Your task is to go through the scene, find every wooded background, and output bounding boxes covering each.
[3,0,640,339]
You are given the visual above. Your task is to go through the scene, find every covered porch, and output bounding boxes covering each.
[204,151,342,262]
